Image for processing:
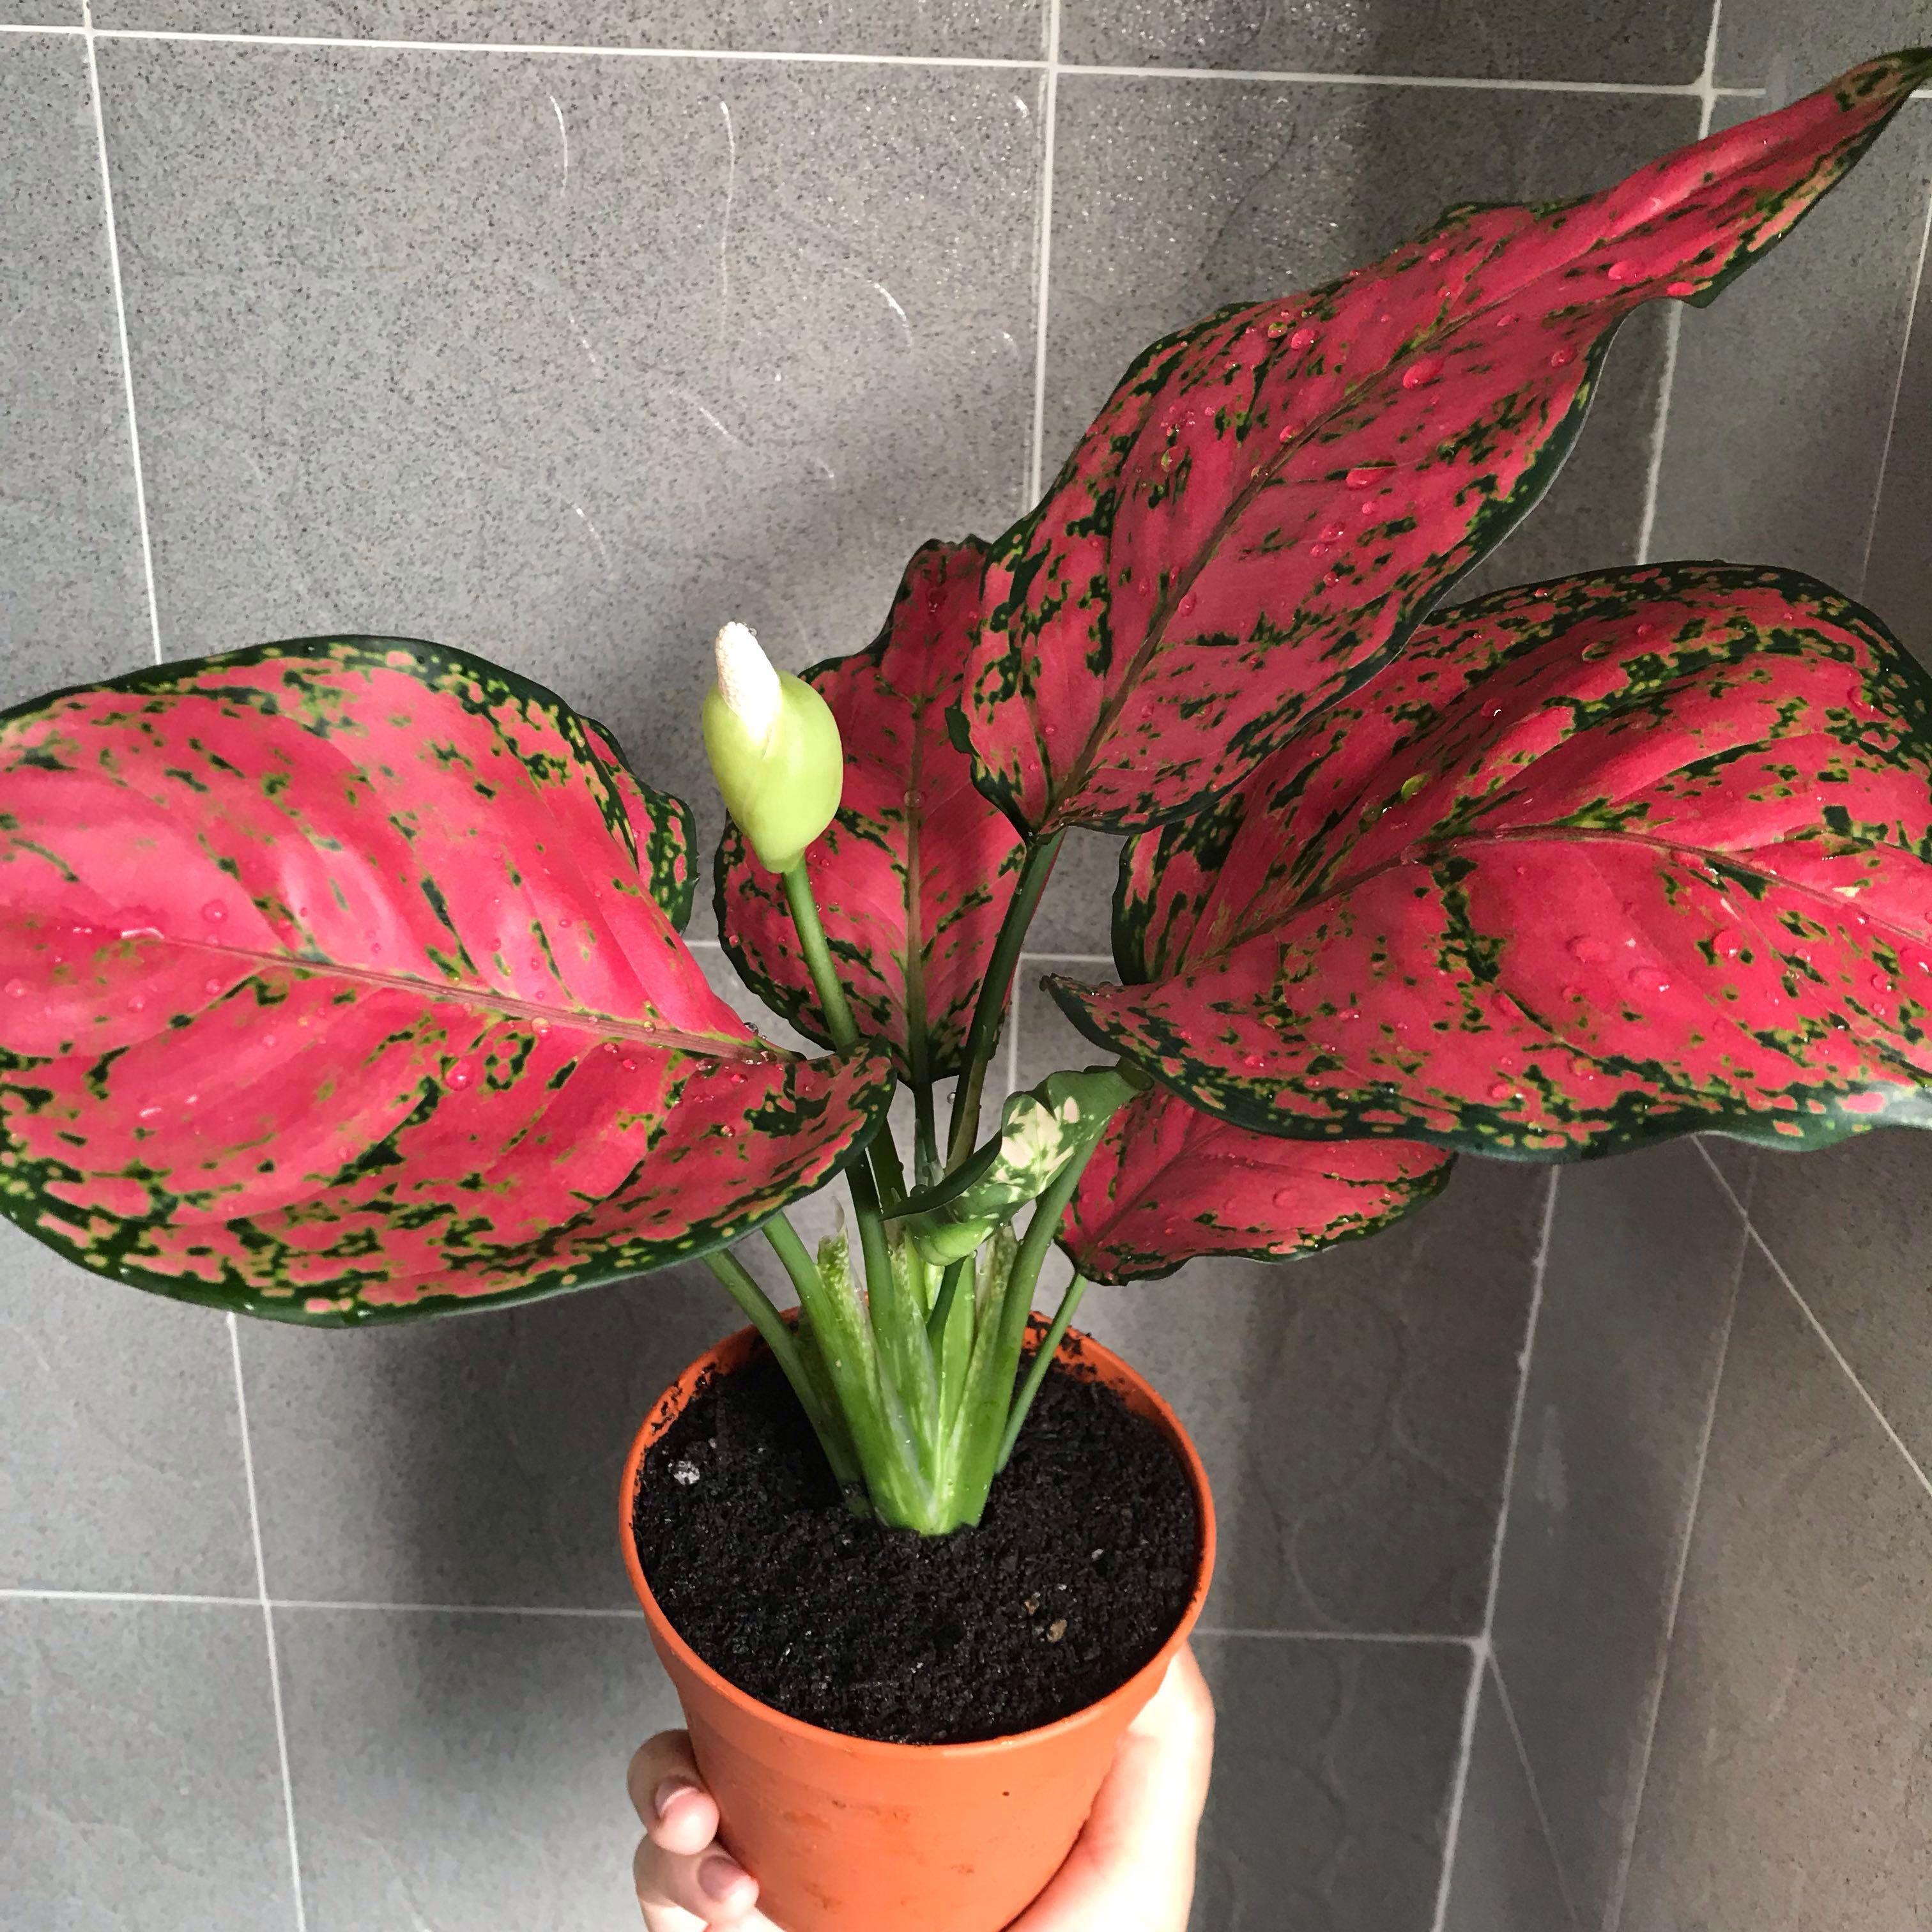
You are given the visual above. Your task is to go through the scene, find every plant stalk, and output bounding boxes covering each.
[703,1250,862,1490]
[996,1272,1089,1470]
[780,862,908,1207]
[944,832,1064,1168]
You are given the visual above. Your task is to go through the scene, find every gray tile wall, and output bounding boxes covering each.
[4,3,1930,1929]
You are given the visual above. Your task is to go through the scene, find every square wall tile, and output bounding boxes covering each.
[97,42,1041,937]
[238,1264,737,1608]
[1864,213,1932,672]
[0,1598,295,1931]
[1193,1634,1471,1932]
[277,1606,679,1931]
[96,0,1045,58]
[0,34,152,700]
[1061,0,1707,85]
[1016,973,1547,1635]
[1717,0,1931,92]
[1619,1250,1932,1932]
[1488,1144,1747,1924]
[1441,1661,1576,1932]
[0,1223,256,1596]
[1743,1127,1932,1480]
[1042,79,1694,601]
[1651,96,1932,597]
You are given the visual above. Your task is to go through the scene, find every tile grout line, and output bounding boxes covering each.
[1489,1652,1584,1930]
[1855,174,1932,599]
[227,1317,310,1932]
[1632,0,1722,569]
[3,22,1780,100]
[1749,1225,1932,1505]
[0,1587,1493,1644]
[1430,1165,1561,1931]
[1600,1186,1749,1932]
[81,0,162,668]
[1070,63,1714,95]
[1023,0,1062,505]
[1196,1627,1478,1645]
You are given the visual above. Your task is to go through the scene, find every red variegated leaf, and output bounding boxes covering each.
[962,50,1932,836]
[1054,564,1932,1156]
[718,540,1025,1077]
[1063,1083,1451,1284]
[0,640,893,1324]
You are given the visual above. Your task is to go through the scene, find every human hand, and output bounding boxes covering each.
[629,1643,1214,1931]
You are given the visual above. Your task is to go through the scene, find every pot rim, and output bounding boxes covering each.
[619,1318,1216,1759]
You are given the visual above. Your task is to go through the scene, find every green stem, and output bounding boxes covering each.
[781,862,907,1207]
[925,1256,968,1348]
[703,1250,861,1490]
[945,832,1063,1168]
[997,1272,1089,1471]
[948,1091,1124,1521]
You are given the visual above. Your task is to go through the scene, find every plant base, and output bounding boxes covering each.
[620,1319,1215,1932]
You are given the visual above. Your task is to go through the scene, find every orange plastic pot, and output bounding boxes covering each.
[620,1319,1215,1932]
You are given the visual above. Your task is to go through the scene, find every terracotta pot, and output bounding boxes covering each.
[620,1318,1215,1932]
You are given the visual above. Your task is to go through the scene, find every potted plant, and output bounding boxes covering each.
[4,47,1931,1932]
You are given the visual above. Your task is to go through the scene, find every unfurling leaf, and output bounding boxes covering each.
[959,50,1932,836]
[1063,1085,1452,1284]
[719,540,1026,1077]
[0,640,893,1322]
[907,1067,1137,1266]
[1052,563,1932,1157]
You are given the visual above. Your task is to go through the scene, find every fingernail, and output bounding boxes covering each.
[698,1854,747,1901]
[652,1775,698,1820]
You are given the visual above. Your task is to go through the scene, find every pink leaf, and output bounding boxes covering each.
[1054,564,1932,1155]
[1064,1084,1451,1283]
[0,640,892,1322]
[962,50,1932,834]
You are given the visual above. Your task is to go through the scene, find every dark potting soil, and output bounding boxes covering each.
[630,1343,1200,1745]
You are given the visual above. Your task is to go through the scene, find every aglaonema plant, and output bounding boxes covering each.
[4,52,1932,1536]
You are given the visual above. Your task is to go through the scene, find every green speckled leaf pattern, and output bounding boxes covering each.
[960,51,1932,835]
[0,640,893,1323]
[1053,564,1932,1157]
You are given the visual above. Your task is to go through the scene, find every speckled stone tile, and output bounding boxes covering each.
[1015,972,1546,1635]
[96,42,1041,939]
[0,34,152,701]
[0,1223,256,1596]
[1619,1250,1932,1931]
[1650,95,1932,596]
[1060,0,1707,84]
[1488,1144,1748,1924]
[1193,1634,1471,1932]
[0,1598,295,1932]
[1742,1127,1932,1480]
[1441,1662,1577,1932]
[1042,78,1695,608]
[236,1263,732,1608]
[1715,0,1931,92]
[277,1606,680,1931]
[1864,186,1932,675]
[95,0,1045,57]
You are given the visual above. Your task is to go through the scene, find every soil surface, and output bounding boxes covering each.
[630,1342,1200,1745]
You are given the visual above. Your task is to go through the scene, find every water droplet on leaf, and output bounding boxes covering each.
[3,979,26,999]
[1627,964,1671,994]
[1289,325,1317,349]
[1548,347,1575,368]
[201,901,226,923]
[1605,258,1641,282]
[1344,468,1379,490]
[1568,936,1611,963]
[1666,280,1696,298]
